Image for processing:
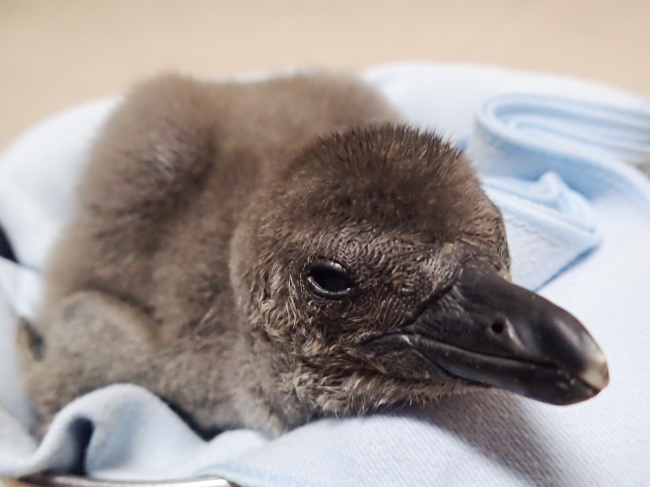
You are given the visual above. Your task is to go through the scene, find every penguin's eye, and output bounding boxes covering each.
[306,260,355,298]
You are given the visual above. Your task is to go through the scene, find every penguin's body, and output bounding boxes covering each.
[18,73,609,437]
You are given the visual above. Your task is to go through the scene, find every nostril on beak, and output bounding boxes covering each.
[491,320,505,334]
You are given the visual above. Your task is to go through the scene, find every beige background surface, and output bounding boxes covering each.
[1,0,650,151]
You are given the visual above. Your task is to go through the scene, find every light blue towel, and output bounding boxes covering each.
[482,171,601,290]
[471,93,650,207]
[1,63,650,487]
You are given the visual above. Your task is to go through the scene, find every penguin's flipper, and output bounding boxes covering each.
[18,291,160,426]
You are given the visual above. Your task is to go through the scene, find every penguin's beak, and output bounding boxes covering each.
[365,261,609,405]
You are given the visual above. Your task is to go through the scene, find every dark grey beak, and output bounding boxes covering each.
[368,261,609,405]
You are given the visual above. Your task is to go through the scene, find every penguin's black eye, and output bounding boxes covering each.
[306,260,355,298]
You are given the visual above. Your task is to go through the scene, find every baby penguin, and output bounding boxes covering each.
[17,73,609,437]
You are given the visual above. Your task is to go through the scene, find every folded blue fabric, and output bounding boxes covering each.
[482,172,601,290]
[470,93,650,289]
[2,63,650,487]
[471,93,650,208]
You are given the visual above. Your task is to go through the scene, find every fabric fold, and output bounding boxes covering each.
[0,385,268,481]
[466,93,650,289]
[482,172,601,290]
[468,93,650,211]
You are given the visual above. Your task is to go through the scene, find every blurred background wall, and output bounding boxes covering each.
[1,0,649,149]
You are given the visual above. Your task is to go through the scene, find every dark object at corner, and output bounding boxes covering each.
[0,223,17,263]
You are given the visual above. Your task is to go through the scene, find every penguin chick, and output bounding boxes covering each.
[17,73,609,437]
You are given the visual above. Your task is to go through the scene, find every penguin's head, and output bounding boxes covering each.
[231,125,609,418]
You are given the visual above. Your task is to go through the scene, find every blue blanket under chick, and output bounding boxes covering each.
[0,63,649,487]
